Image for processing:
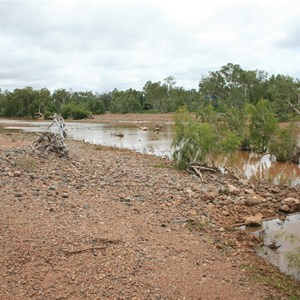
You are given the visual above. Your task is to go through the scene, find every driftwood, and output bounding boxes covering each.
[61,246,106,256]
[187,163,220,180]
[48,114,66,139]
[33,132,68,156]
[32,114,68,156]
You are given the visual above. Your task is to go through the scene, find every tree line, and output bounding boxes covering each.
[0,63,300,120]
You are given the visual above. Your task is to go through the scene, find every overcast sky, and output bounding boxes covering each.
[0,0,300,92]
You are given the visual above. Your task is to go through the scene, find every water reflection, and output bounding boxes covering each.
[1,118,300,186]
[256,214,300,280]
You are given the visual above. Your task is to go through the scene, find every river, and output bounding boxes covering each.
[0,118,300,186]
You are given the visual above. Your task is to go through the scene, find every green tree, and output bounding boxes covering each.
[172,107,240,169]
[199,63,267,109]
[269,123,299,162]
[110,89,142,113]
[247,99,278,152]
[143,81,168,111]
[266,75,300,120]
[61,103,90,119]
[52,89,71,112]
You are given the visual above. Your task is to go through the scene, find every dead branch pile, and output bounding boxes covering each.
[31,115,68,157]
[187,163,220,180]
[33,132,68,156]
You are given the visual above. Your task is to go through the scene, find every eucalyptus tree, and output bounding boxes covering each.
[198,63,267,108]
[266,74,300,119]
[143,80,168,111]
[51,89,72,112]
[109,89,142,113]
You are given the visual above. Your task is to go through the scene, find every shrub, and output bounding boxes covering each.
[172,107,240,169]
[61,103,90,119]
[269,123,299,162]
[247,99,278,152]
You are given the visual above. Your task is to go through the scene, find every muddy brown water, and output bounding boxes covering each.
[1,118,299,187]
[252,213,300,281]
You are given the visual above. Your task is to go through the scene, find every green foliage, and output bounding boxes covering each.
[172,107,240,169]
[247,99,278,152]
[266,75,300,118]
[196,104,217,123]
[109,89,142,113]
[222,104,250,149]
[61,103,90,119]
[198,63,269,108]
[269,123,299,162]
[71,106,91,119]
[0,64,300,122]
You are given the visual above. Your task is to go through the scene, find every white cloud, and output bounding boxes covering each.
[0,0,300,92]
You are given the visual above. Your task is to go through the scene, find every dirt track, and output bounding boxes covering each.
[0,127,299,299]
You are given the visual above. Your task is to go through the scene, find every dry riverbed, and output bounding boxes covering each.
[0,128,299,299]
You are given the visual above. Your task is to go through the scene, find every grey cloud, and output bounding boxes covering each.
[1,1,300,92]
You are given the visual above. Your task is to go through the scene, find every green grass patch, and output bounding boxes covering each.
[152,162,175,169]
[240,264,300,297]
[15,157,37,173]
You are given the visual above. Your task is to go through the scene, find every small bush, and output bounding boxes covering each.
[61,103,90,119]
[269,123,299,162]
[15,158,37,173]
[172,107,240,169]
[247,99,278,152]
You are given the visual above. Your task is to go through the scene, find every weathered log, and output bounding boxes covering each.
[33,132,68,156]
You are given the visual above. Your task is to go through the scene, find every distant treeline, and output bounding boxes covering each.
[0,63,300,120]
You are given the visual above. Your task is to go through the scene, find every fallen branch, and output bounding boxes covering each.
[61,246,106,256]
[190,166,203,180]
[233,163,244,179]
[189,163,220,173]
[226,215,285,229]
[187,163,220,179]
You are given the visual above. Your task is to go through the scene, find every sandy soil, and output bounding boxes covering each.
[68,113,176,125]
[0,126,299,299]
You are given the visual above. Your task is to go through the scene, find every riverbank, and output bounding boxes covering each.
[0,129,299,299]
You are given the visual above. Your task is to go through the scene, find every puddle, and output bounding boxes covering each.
[253,214,300,280]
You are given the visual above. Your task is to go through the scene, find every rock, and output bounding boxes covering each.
[206,184,219,194]
[286,192,298,198]
[244,213,263,226]
[227,184,240,195]
[15,192,23,198]
[261,192,274,198]
[203,191,218,201]
[244,189,255,194]
[272,187,281,193]
[244,194,264,206]
[283,197,299,206]
[239,179,248,186]
[62,193,69,198]
[186,189,194,198]
[280,204,290,212]
[222,210,230,216]
[13,170,22,177]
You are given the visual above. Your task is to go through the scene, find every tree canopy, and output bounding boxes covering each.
[0,63,300,120]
